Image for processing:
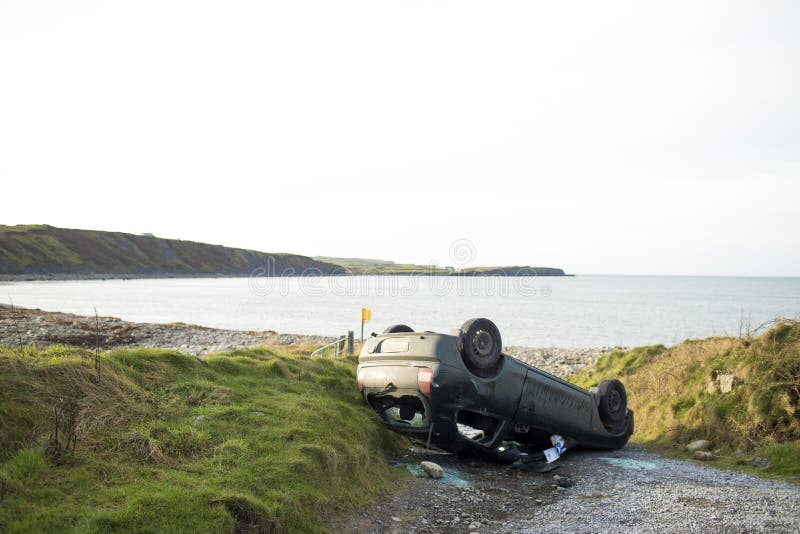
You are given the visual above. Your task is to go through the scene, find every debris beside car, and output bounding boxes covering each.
[553,475,574,488]
[543,434,568,463]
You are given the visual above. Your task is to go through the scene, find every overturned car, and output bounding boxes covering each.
[357,318,633,462]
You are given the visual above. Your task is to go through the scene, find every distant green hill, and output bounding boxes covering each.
[316,256,567,276]
[458,266,567,276]
[313,256,395,267]
[0,225,338,278]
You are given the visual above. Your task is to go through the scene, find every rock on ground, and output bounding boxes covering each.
[420,461,444,479]
[687,439,714,452]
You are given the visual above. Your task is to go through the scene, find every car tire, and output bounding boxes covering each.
[383,324,414,334]
[598,379,627,425]
[460,318,502,370]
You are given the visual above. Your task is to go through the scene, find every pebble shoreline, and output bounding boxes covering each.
[0,304,338,356]
[0,304,614,375]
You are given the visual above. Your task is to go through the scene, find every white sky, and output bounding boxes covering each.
[1,1,798,276]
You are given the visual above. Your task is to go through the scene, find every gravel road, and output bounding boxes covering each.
[335,447,799,534]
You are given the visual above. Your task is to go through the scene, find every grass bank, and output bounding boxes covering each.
[0,345,404,533]
[571,321,800,480]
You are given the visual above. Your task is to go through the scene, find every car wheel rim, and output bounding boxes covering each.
[609,390,621,412]
[473,330,494,358]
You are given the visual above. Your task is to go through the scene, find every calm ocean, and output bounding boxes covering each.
[3,275,799,347]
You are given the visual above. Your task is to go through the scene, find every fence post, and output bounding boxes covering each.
[347,331,354,355]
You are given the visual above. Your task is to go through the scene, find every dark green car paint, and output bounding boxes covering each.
[358,331,633,460]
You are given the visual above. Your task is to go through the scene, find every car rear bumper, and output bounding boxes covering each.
[358,361,513,452]
[359,361,438,434]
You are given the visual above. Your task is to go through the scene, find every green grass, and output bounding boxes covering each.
[0,345,405,533]
[571,321,800,480]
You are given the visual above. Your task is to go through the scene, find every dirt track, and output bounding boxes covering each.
[334,446,800,533]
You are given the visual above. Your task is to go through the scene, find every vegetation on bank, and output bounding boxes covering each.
[571,321,800,479]
[0,225,339,276]
[0,345,404,533]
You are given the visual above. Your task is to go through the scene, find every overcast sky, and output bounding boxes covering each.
[1,1,798,276]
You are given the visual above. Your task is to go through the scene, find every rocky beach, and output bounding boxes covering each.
[0,304,338,356]
[0,304,615,375]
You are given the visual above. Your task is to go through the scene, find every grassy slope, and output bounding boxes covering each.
[571,321,800,479]
[0,346,404,533]
[0,225,339,276]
